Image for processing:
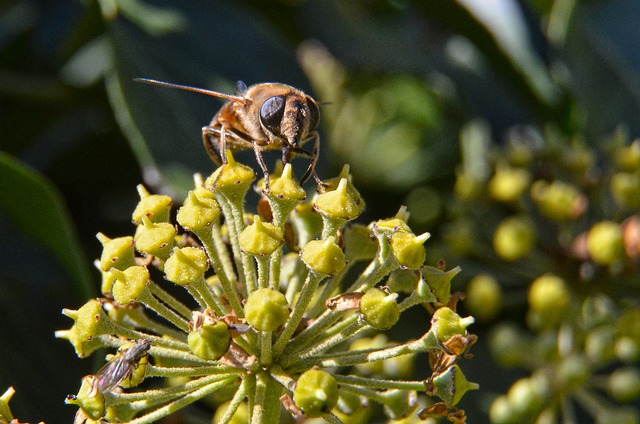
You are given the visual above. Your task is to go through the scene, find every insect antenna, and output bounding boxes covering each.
[134,78,247,104]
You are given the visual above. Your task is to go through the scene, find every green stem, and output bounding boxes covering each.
[189,276,226,316]
[251,372,268,424]
[216,377,250,424]
[261,331,273,365]
[269,245,283,290]
[146,364,243,378]
[147,282,193,320]
[334,375,425,391]
[256,255,270,290]
[200,223,245,315]
[273,271,325,358]
[99,323,189,352]
[125,376,238,423]
[138,290,190,332]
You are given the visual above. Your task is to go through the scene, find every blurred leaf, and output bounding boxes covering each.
[0,151,92,298]
[562,1,640,137]
[104,0,310,195]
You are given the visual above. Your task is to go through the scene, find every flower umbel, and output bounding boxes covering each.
[57,151,477,423]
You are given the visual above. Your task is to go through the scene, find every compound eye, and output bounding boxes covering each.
[306,98,320,130]
[260,95,286,134]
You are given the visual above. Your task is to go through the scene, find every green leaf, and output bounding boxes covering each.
[0,151,93,298]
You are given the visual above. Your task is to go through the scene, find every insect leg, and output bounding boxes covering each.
[252,141,271,191]
[298,132,323,186]
[202,126,224,166]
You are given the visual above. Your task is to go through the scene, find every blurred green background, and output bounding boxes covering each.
[2,0,640,422]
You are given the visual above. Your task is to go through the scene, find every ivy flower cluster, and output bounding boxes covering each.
[443,124,640,424]
[54,151,478,424]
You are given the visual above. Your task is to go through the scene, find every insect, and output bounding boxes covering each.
[89,338,151,396]
[135,78,322,190]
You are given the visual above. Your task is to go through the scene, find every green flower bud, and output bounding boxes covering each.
[493,216,536,261]
[489,324,528,368]
[56,299,110,358]
[431,365,479,407]
[386,269,420,294]
[431,307,474,345]
[268,163,307,201]
[616,337,640,362]
[244,288,290,332]
[530,180,587,221]
[614,139,640,171]
[134,216,176,260]
[342,224,378,262]
[373,206,412,236]
[506,374,550,417]
[608,367,640,403]
[314,178,364,221]
[488,395,514,424]
[585,327,616,363]
[555,355,590,392]
[188,313,231,361]
[390,231,429,270]
[131,184,172,224]
[359,287,400,330]
[350,335,387,375]
[0,387,15,421]
[164,247,209,286]
[301,236,346,276]
[290,203,323,247]
[97,233,135,272]
[66,377,105,420]
[213,400,249,424]
[176,187,221,232]
[488,165,531,202]
[379,389,417,420]
[465,274,502,322]
[586,220,625,266]
[527,274,570,328]
[239,216,284,256]
[423,266,460,305]
[205,150,255,202]
[611,172,640,210]
[111,266,150,305]
[293,369,339,417]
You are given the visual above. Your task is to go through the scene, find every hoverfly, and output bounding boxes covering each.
[89,338,151,397]
[135,78,322,190]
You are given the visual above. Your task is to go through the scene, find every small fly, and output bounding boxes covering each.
[89,339,151,397]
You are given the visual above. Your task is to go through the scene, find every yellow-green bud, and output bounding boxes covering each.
[66,377,105,420]
[374,206,412,235]
[359,288,400,330]
[423,266,460,305]
[608,367,640,403]
[176,187,221,232]
[134,216,176,260]
[530,180,587,221]
[493,215,536,261]
[431,307,474,345]
[301,237,346,276]
[268,163,307,201]
[0,387,15,421]
[611,172,640,210]
[131,184,172,224]
[586,221,625,265]
[206,150,255,201]
[56,299,110,357]
[213,401,249,424]
[431,365,479,407]
[239,216,284,256]
[488,165,531,202]
[555,355,590,391]
[390,232,429,270]
[164,247,209,286]
[506,374,550,417]
[343,224,378,262]
[527,274,570,328]
[293,369,339,417]
[465,274,502,322]
[188,315,231,361]
[97,233,135,272]
[111,266,150,305]
[314,178,364,221]
[614,140,640,171]
[244,288,290,332]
